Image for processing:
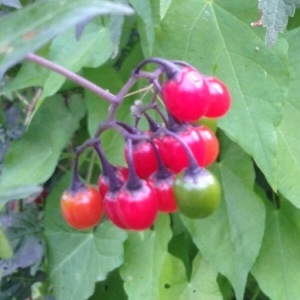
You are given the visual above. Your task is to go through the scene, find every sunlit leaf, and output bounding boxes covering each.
[0,0,134,73]
[153,0,289,190]
[44,174,127,300]
[251,198,300,300]
[0,95,86,205]
[182,135,266,300]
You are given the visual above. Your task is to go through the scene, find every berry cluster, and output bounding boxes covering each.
[60,58,231,231]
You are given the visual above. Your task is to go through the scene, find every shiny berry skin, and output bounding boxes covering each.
[104,190,130,230]
[98,166,128,198]
[149,172,177,213]
[156,126,205,173]
[162,67,210,122]
[60,185,104,230]
[124,139,158,179]
[195,125,219,167]
[204,77,231,118]
[115,181,158,230]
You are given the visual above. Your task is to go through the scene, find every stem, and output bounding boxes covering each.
[125,139,142,191]
[93,141,123,192]
[70,138,99,191]
[144,112,161,132]
[133,57,180,79]
[162,128,199,171]
[26,53,117,104]
[150,140,172,179]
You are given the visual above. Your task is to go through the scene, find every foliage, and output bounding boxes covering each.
[1,0,300,299]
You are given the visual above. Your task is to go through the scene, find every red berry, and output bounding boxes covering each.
[106,180,158,230]
[104,190,130,230]
[60,185,104,230]
[98,166,128,198]
[156,125,205,173]
[204,76,231,118]
[162,67,210,121]
[124,138,158,179]
[195,125,219,167]
[149,172,177,213]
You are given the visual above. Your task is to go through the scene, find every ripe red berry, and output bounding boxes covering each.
[124,138,158,179]
[204,76,231,118]
[105,180,158,230]
[98,166,128,198]
[195,125,219,167]
[162,67,210,121]
[149,172,177,213]
[60,185,104,230]
[156,125,205,173]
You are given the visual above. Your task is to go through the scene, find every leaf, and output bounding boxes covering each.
[119,214,172,300]
[276,27,300,208]
[0,0,134,73]
[0,0,21,9]
[41,21,113,99]
[84,65,138,165]
[159,253,222,300]
[159,0,172,19]
[0,227,13,259]
[130,0,154,56]
[259,0,298,46]
[251,198,300,300]
[0,94,86,205]
[153,0,289,190]
[182,135,266,300]
[44,173,127,300]
[0,185,42,203]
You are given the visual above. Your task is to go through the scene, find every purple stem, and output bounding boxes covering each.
[70,138,98,191]
[161,128,199,171]
[26,53,118,104]
[125,139,142,191]
[93,141,123,192]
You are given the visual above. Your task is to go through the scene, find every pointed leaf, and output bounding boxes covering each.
[276,27,300,208]
[44,174,127,300]
[259,0,297,45]
[0,0,134,73]
[251,198,300,300]
[0,227,13,259]
[182,136,266,300]
[0,95,86,204]
[159,253,222,300]
[130,0,154,56]
[120,214,172,300]
[154,0,289,189]
[160,0,172,19]
[41,22,113,98]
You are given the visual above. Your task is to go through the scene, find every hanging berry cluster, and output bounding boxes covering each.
[60,57,231,231]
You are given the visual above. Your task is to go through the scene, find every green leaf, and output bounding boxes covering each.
[159,253,222,300]
[0,227,13,260]
[153,0,289,190]
[44,173,127,300]
[276,27,300,208]
[159,0,172,19]
[41,21,113,98]
[0,94,86,205]
[259,0,297,46]
[182,136,266,300]
[0,0,21,9]
[84,65,138,165]
[120,214,172,300]
[130,0,154,56]
[0,0,134,73]
[251,198,300,300]
[0,185,42,203]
